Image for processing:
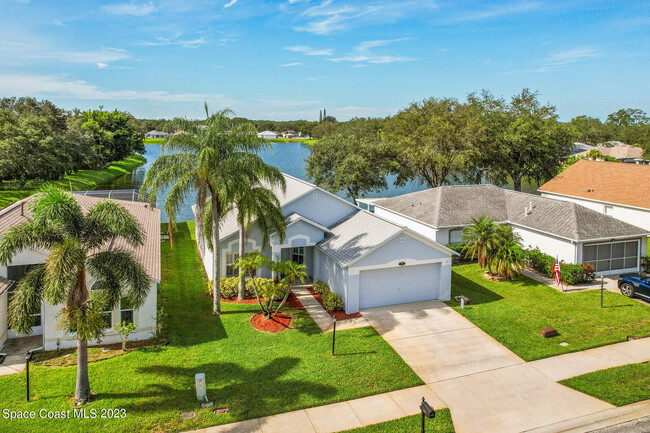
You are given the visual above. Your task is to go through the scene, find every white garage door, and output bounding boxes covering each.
[359,263,440,309]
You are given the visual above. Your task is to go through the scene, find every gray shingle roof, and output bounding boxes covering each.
[373,184,648,241]
[0,276,14,296]
[317,210,403,266]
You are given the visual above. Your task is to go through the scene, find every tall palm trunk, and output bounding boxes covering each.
[75,338,90,403]
[237,222,246,300]
[211,193,221,315]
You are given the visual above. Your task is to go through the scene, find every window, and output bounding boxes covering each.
[583,240,639,273]
[120,297,134,325]
[449,229,463,246]
[225,252,239,277]
[292,247,305,265]
[604,205,613,215]
[90,282,113,329]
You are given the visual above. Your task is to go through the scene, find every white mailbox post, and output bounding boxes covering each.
[195,373,207,402]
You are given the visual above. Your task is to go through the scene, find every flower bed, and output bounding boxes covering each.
[308,288,362,320]
[250,312,292,333]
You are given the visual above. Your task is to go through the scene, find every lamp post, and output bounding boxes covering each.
[600,275,605,308]
[25,347,43,402]
[420,397,435,433]
[331,316,337,356]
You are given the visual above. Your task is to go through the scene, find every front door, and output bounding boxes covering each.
[291,247,305,265]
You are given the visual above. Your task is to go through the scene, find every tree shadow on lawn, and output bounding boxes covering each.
[449,273,504,306]
[97,357,337,420]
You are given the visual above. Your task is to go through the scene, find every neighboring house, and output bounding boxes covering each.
[568,142,597,156]
[539,159,650,231]
[282,131,298,138]
[193,174,455,314]
[257,131,279,139]
[576,143,647,164]
[145,130,169,139]
[358,184,648,276]
[0,195,160,352]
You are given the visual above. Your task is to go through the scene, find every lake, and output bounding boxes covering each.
[98,143,541,222]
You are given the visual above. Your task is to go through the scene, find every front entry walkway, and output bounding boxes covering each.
[361,301,645,433]
[0,335,42,377]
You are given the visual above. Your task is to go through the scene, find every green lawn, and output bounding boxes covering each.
[0,155,146,209]
[559,362,650,406]
[447,264,650,361]
[341,410,455,433]
[144,138,165,144]
[267,137,319,145]
[0,222,421,433]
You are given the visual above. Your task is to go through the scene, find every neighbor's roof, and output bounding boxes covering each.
[213,174,318,240]
[539,159,650,210]
[0,195,161,281]
[0,276,14,296]
[576,144,644,160]
[372,183,648,242]
[317,210,404,266]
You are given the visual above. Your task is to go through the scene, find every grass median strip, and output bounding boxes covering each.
[340,409,455,433]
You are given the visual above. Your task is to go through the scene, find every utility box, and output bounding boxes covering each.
[195,373,207,402]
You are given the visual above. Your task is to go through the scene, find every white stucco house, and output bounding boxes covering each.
[358,184,648,276]
[0,195,160,352]
[194,174,455,314]
[145,130,169,139]
[539,159,650,231]
[257,131,279,139]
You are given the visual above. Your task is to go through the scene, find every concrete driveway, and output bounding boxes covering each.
[362,301,615,433]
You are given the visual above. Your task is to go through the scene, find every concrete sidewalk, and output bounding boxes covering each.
[291,288,370,333]
[184,384,445,433]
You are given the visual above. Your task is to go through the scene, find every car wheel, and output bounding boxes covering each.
[620,283,635,298]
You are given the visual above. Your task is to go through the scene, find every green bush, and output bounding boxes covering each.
[560,264,588,285]
[208,277,260,299]
[322,290,343,312]
[523,248,555,275]
[312,280,330,294]
[523,248,594,285]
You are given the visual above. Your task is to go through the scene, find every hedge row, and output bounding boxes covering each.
[311,280,344,312]
[523,248,596,285]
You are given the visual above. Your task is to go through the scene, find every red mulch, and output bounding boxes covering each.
[250,312,292,333]
[307,289,363,320]
[220,292,306,309]
[220,297,259,304]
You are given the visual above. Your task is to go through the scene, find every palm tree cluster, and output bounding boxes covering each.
[142,105,287,313]
[234,251,307,319]
[461,216,525,280]
[0,186,150,403]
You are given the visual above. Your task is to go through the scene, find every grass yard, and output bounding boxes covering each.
[144,138,165,144]
[0,154,146,209]
[559,362,650,406]
[267,137,319,145]
[447,264,650,361]
[341,409,455,433]
[0,222,421,433]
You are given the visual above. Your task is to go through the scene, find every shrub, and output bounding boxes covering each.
[581,263,596,282]
[523,248,595,285]
[312,280,330,294]
[322,290,343,312]
[523,248,555,275]
[208,278,259,299]
[642,256,649,273]
[560,264,589,285]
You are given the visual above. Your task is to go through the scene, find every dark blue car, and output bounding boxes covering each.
[618,273,650,301]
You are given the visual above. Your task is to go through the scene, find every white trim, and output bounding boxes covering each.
[370,203,441,230]
[349,257,450,274]
[540,190,650,213]
[582,238,641,275]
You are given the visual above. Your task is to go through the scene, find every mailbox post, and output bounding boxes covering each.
[331,316,337,356]
[420,397,435,433]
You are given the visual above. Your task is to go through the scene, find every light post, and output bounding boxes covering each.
[600,275,605,308]
[331,316,337,356]
[420,397,435,433]
[25,347,43,402]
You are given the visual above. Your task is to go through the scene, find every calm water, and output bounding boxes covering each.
[99,143,540,222]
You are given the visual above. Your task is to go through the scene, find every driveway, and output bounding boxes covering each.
[362,301,614,433]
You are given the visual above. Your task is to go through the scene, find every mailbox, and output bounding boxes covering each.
[195,373,207,402]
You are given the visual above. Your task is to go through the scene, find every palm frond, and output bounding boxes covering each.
[8,265,45,335]
[44,237,85,305]
[84,200,145,248]
[29,186,84,236]
[0,221,63,265]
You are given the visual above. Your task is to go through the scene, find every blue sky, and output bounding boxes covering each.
[0,0,648,121]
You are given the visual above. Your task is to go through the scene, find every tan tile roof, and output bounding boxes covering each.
[538,159,650,210]
[0,195,161,281]
[576,144,644,160]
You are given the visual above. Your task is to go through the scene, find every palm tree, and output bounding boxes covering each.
[142,105,273,315]
[272,260,307,316]
[0,187,150,403]
[461,216,500,273]
[232,184,286,300]
[490,225,525,279]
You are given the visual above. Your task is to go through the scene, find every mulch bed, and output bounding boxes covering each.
[32,338,164,366]
[220,292,306,310]
[482,272,510,282]
[307,289,363,320]
[250,312,293,333]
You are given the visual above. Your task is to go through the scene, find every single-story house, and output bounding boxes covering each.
[257,131,279,139]
[0,195,160,352]
[194,174,455,314]
[358,184,648,276]
[539,159,650,231]
[145,130,169,139]
[576,143,647,164]
[568,142,597,156]
[282,131,298,138]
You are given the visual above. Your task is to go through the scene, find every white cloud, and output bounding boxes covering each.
[96,62,108,69]
[53,19,64,26]
[330,38,414,65]
[285,45,334,56]
[223,0,238,8]
[138,35,208,48]
[279,62,302,67]
[103,2,157,16]
[440,1,540,24]
[0,74,223,102]
[545,47,600,67]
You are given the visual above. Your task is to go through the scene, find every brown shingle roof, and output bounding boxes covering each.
[0,195,161,281]
[538,159,650,210]
[576,144,644,160]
